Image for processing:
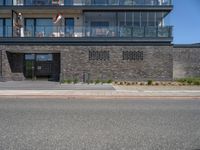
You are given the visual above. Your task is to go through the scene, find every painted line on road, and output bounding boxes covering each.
[116,90,200,93]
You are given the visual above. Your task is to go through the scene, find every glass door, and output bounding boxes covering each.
[65,18,74,37]
[24,54,35,79]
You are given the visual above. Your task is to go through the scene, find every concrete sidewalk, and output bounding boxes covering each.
[0,81,199,98]
[0,89,200,99]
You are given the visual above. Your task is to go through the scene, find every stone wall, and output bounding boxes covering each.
[0,51,12,81]
[173,47,200,79]
[60,46,173,81]
[0,45,174,82]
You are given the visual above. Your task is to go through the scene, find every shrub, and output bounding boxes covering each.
[176,77,200,86]
[95,79,100,84]
[193,81,200,85]
[66,79,72,84]
[147,80,153,85]
[107,80,113,84]
[90,80,94,84]
[73,79,78,84]
[187,80,193,85]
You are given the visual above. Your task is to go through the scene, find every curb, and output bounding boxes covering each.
[0,95,200,100]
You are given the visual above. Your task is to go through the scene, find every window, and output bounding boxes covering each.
[0,0,12,5]
[93,0,107,5]
[65,18,74,37]
[123,51,143,61]
[25,54,53,61]
[148,12,156,26]
[36,54,53,61]
[0,18,12,37]
[89,51,110,61]
[64,0,73,5]
[25,0,50,5]
[141,12,148,27]
[25,19,53,37]
[36,19,52,37]
[25,54,35,60]
[0,19,3,37]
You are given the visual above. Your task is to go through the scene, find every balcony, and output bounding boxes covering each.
[0,0,172,6]
[0,25,172,44]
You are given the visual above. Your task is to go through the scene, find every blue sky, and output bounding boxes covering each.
[168,0,200,44]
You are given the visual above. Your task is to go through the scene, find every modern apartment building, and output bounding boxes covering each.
[0,0,199,82]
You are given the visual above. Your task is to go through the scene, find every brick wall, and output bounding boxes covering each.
[0,44,175,82]
[60,46,173,81]
[173,47,200,79]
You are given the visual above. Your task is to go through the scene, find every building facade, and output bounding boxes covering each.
[0,0,199,82]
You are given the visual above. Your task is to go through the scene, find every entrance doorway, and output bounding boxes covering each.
[24,53,59,81]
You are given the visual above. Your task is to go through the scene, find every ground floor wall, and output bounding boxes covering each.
[60,46,173,81]
[1,44,200,82]
[173,47,200,79]
[0,45,174,82]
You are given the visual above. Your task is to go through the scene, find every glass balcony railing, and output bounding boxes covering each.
[0,0,172,6]
[0,26,172,39]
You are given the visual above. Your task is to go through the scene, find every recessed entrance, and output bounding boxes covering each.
[24,53,60,81]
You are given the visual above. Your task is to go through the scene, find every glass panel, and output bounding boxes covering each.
[118,12,132,26]
[5,0,12,5]
[0,19,3,37]
[145,26,157,37]
[141,12,148,27]
[132,27,144,37]
[144,0,158,5]
[148,12,155,26]
[91,22,109,37]
[108,0,119,5]
[5,19,12,37]
[64,0,73,5]
[13,0,24,5]
[0,0,3,5]
[36,54,53,61]
[25,0,32,5]
[156,12,163,26]
[25,0,51,5]
[25,54,35,60]
[93,0,107,5]
[33,0,50,5]
[134,12,140,26]
[158,27,169,37]
[25,19,34,37]
[65,18,74,37]
[36,19,52,37]
[120,0,133,5]
[119,26,132,37]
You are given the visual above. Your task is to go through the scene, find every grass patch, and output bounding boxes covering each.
[176,77,200,85]
[147,80,153,85]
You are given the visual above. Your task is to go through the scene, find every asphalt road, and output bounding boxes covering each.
[0,81,115,90]
[0,98,200,150]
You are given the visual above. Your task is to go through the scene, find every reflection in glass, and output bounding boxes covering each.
[25,54,35,60]
[36,54,53,61]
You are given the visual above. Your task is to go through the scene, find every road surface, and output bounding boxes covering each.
[0,98,200,150]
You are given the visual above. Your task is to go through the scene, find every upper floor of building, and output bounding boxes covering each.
[0,11,173,44]
[0,0,172,6]
[0,0,173,44]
